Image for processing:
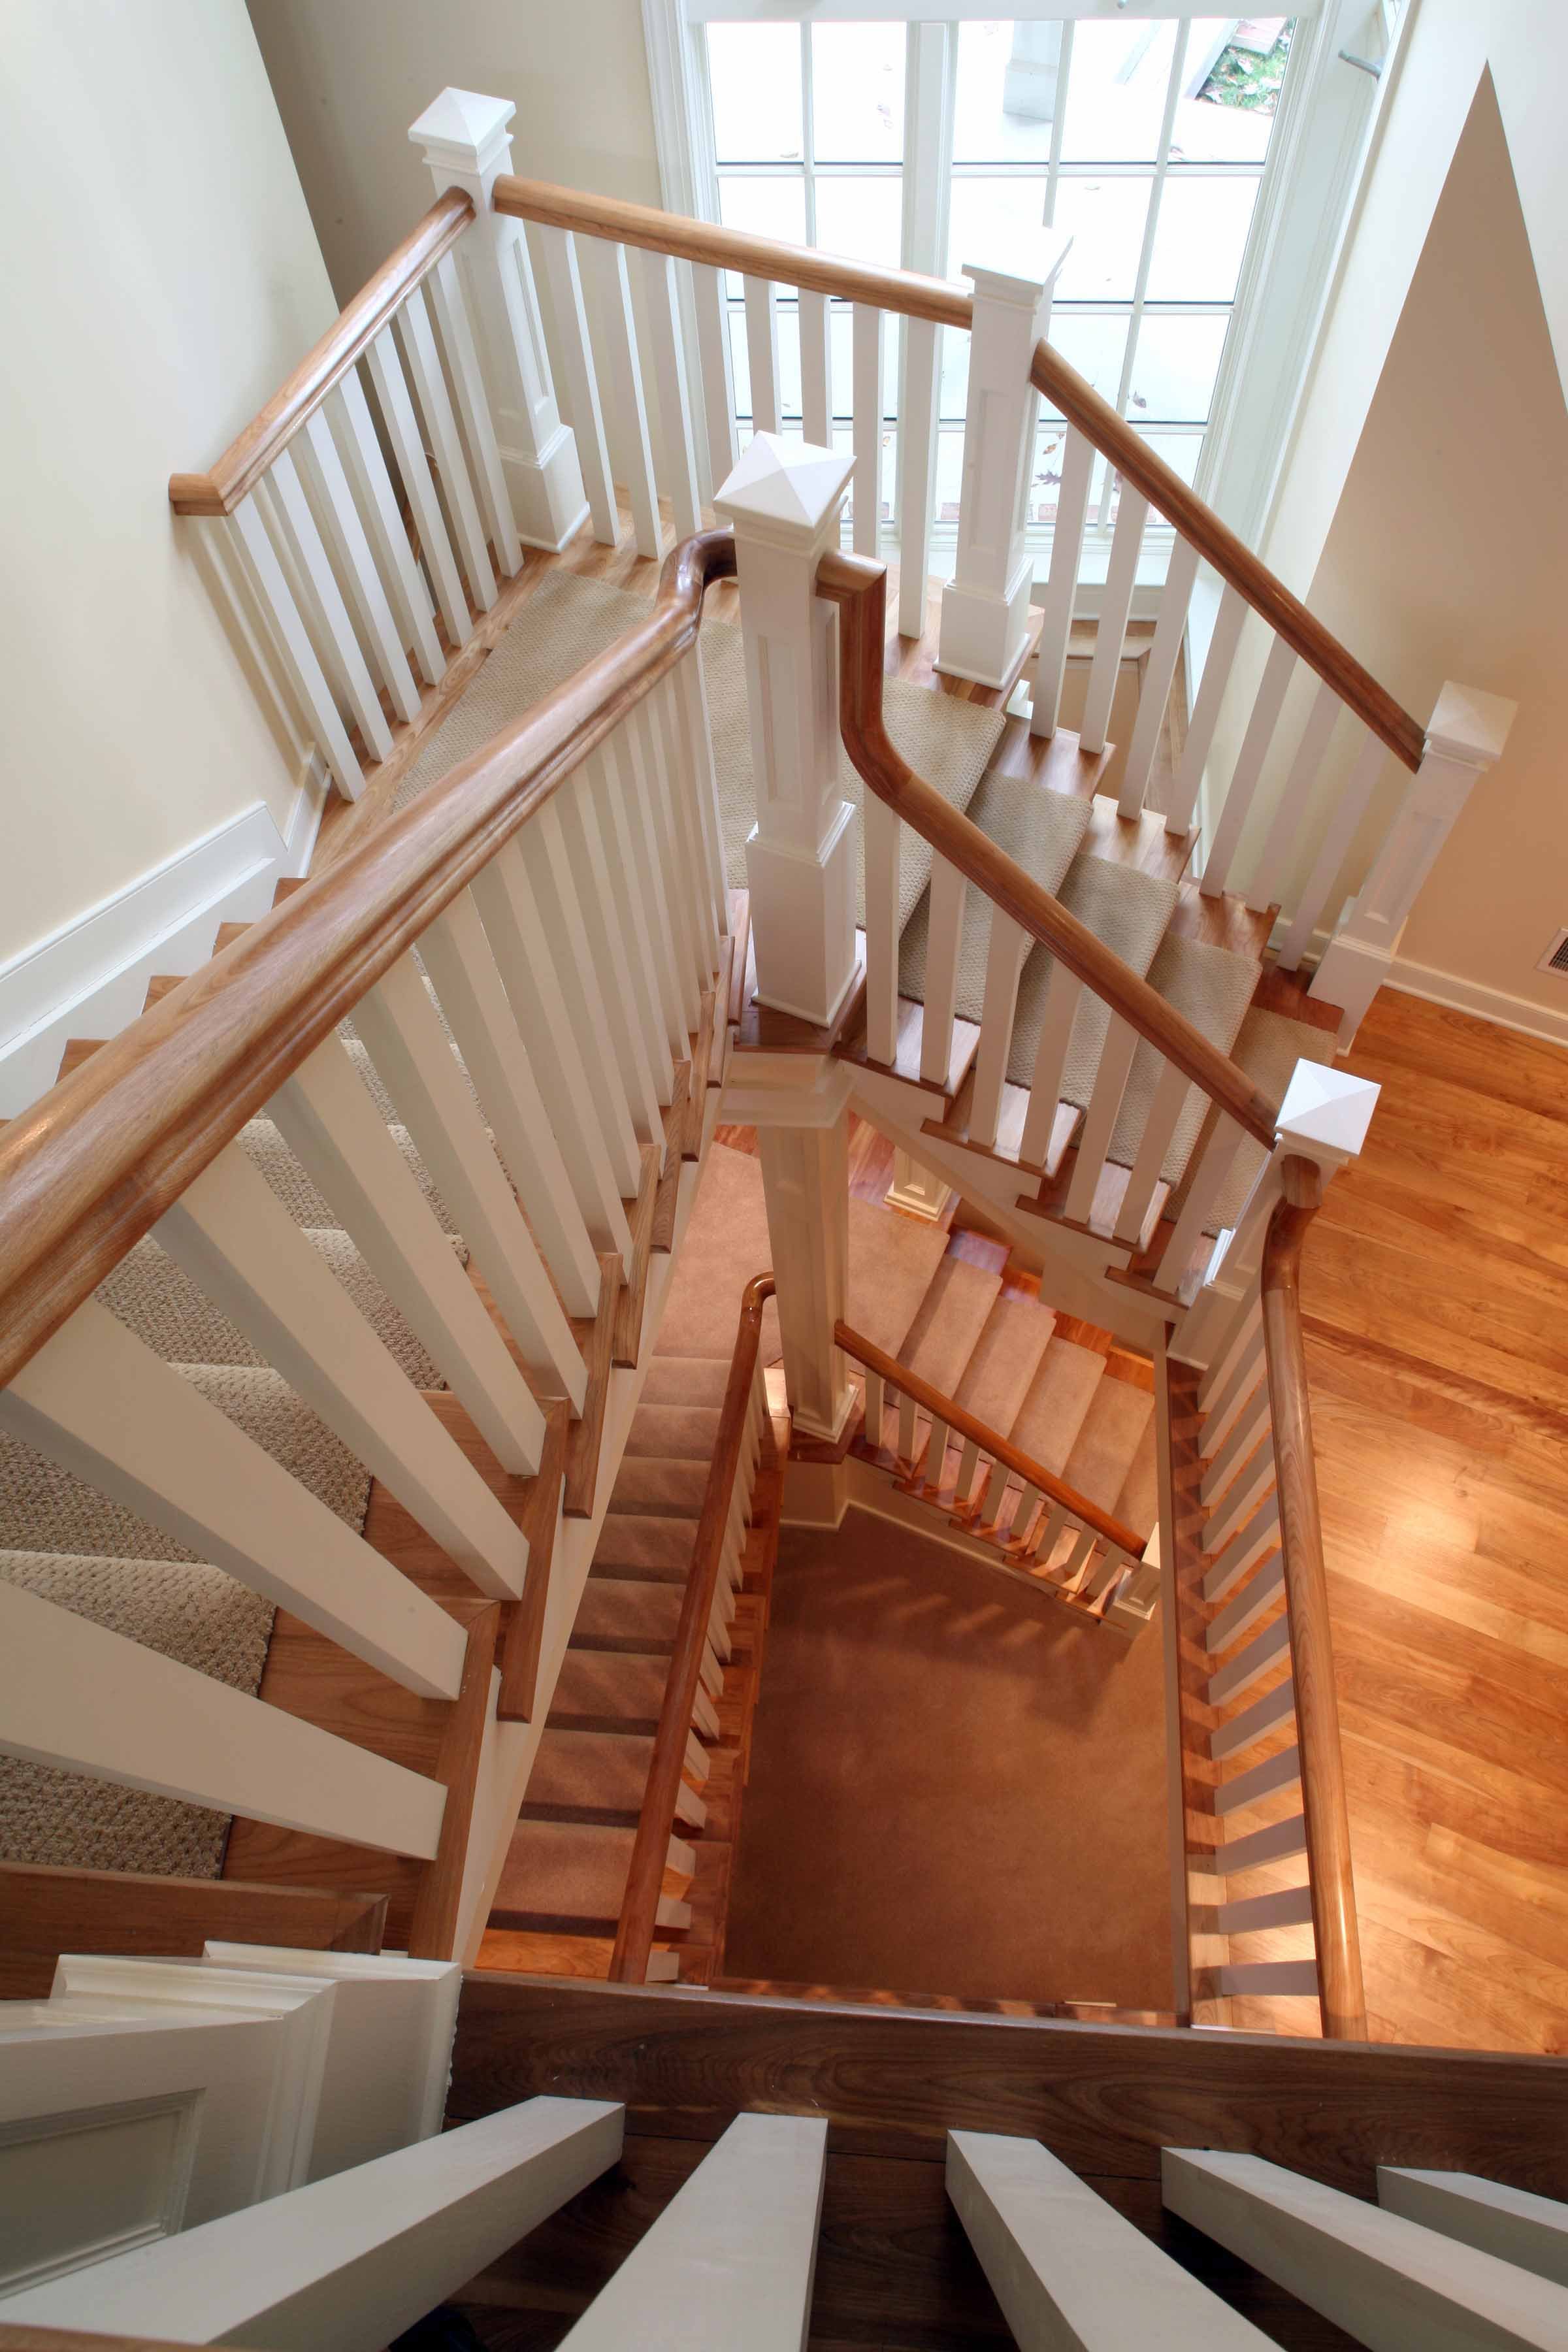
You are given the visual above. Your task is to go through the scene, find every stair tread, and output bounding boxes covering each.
[606,1456,710,1519]
[955,1293,1056,1434]
[551,1648,672,1731]
[898,768,1091,1021]
[591,1513,702,1580]
[1010,853,1179,1094]
[527,1728,656,1819]
[640,1357,734,1406]
[846,1196,951,1360]
[1006,1337,1107,1479]
[1114,1437,1160,1544]
[573,1578,684,1650]
[1062,1376,1156,1522]
[898,1255,1002,1397]
[623,1401,724,1459]
[496,1818,636,1923]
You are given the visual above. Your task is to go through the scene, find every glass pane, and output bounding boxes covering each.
[815,176,903,270]
[1040,312,1130,418]
[725,302,804,423]
[1051,176,1151,302]
[1140,427,1203,488]
[707,24,802,164]
[811,24,905,163]
[947,177,1047,280]
[718,175,808,299]
[1030,419,1071,529]
[1060,20,1179,164]
[935,426,964,525]
[953,21,1054,164]
[727,309,750,421]
[1126,311,1228,423]
[828,303,897,421]
[938,327,969,425]
[1145,174,1258,302]
[1171,18,1294,164]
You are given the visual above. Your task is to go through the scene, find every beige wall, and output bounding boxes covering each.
[245,0,662,307]
[2,0,337,965]
[1209,3,1568,1032]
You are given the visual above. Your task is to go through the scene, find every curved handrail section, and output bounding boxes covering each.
[0,529,738,1396]
[169,189,475,515]
[611,1272,777,1984]
[1260,1155,1367,2042]
[816,549,1281,1150]
[495,175,1423,772]
[836,1319,1145,1560]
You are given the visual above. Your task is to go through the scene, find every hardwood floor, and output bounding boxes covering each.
[1297,992,1568,2055]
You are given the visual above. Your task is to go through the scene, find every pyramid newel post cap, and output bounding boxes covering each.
[408,88,517,179]
[1275,1059,1380,1165]
[1424,680,1518,770]
[713,432,855,559]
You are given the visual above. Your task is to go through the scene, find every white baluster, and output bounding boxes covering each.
[1080,487,1149,757]
[955,1435,981,1506]
[941,235,1069,693]
[468,845,636,1269]
[367,322,471,652]
[585,238,662,560]
[657,670,722,974]
[918,857,967,1088]
[1207,1611,1291,1707]
[675,651,730,958]
[800,289,831,444]
[1064,1011,1139,1227]
[333,366,445,687]
[0,1580,446,1857]
[755,1111,854,1446]
[1165,585,1247,835]
[1113,1056,1190,1248]
[1245,677,1341,915]
[602,723,688,1066]
[416,890,602,1319]
[409,88,589,551]
[1018,962,1083,1168]
[1204,1495,1281,1607]
[554,776,668,1147]
[398,284,498,613]
[1030,427,1094,738]
[1010,1482,1042,1544]
[428,248,523,577]
[352,953,589,1409]
[512,802,645,1195]
[535,226,618,546]
[267,447,394,763]
[1311,681,1517,1044]
[1033,1501,1069,1565]
[227,493,361,800]
[640,687,708,1011]
[1119,534,1200,817]
[924,1414,951,1491]
[1210,1674,1297,1762]
[864,1367,886,1448]
[638,246,701,540]
[713,434,858,1030]
[851,304,885,559]
[1200,634,1296,898]
[0,1301,467,1699]
[1154,1115,1247,1298]
[969,913,1030,1149]
[693,261,738,504]
[1276,730,1384,972]
[1200,1381,1271,1508]
[1206,1553,1284,1656]
[862,791,901,1066]
[896,1386,917,1464]
[1056,1525,1096,1589]
[302,406,421,724]
[157,1139,531,1594]
[897,316,940,640]
[743,276,781,435]
[271,1036,547,1472]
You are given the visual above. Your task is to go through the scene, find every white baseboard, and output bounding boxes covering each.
[1282,917,1568,1054]
[0,760,325,1120]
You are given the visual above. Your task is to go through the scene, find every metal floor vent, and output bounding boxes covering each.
[1538,928,1568,977]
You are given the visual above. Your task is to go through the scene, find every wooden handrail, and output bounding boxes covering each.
[0,529,737,1396]
[168,189,475,516]
[610,1273,776,1984]
[1260,1156,1367,2042]
[836,1318,1146,1560]
[1025,346,1424,775]
[817,551,1281,1151]
[495,175,972,331]
[495,174,1424,772]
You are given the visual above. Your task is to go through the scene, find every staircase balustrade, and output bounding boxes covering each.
[610,1275,779,1985]
[0,530,738,1965]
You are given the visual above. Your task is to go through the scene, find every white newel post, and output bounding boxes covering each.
[886,1147,952,1224]
[408,88,588,553]
[1309,681,1516,1046]
[753,1083,856,1448]
[714,434,859,1030]
[936,232,1070,692]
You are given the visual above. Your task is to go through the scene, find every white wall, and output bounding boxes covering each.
[245,0,662,308]
[1,0,338,983]
[1204,3,1568,1038]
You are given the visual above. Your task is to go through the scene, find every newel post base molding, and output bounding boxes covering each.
[936,234,1071,693]
[409,88,588,553]
[715,434,859,1031]
[885,1147,952,1224]
[1311,680,1517,1048]
[727,1055,856,1447]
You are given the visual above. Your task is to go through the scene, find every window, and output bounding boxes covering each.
[656,5,1376,578]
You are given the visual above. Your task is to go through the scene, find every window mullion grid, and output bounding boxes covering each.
[1042,18,1074,228]
[799,24,817,249]
[1098,14,1189,533]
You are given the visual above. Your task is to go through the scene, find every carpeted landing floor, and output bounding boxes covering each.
[723,1505,1172,2010]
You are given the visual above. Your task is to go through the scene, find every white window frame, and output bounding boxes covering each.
[642,0,1396,587]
